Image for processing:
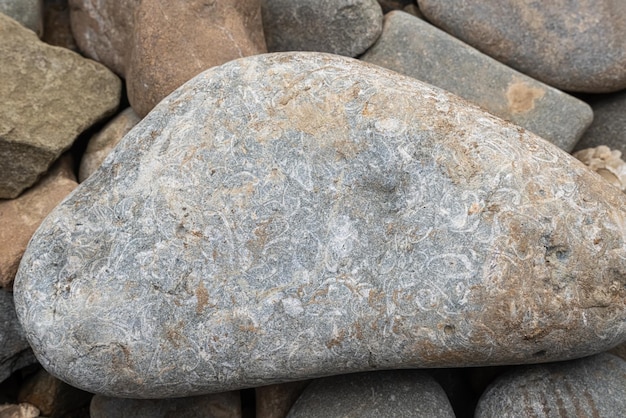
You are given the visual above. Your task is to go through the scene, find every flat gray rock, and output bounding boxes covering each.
[261,0,383,57]
[287,370,454,417]
[0,289,36,383]
[574,91,626,156]
[417,0,626,93]
[0,12,121,198]
[361,11,592,152]
[475,353,626,417]
[14,52,626,398]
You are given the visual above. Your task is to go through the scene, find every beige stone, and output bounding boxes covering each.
[0,403,39,418]
[126,0,266,117]
[0,154,77,289]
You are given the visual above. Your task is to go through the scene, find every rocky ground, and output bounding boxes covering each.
[1,0,625,417]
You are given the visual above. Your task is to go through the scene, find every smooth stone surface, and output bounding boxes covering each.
[0,155,78,289]
[79,108,141,182]
[475,353,626,418]
[0,0,43,36]
[256,381,310,418]
[361,11,592,151]
[286,370,455,417]
[90,392,241,418]
[69,0,140,76]
[127,0,266,117]
[0,290,36,383]
[574,91,626,156]
[417,0,626,93]
[17,369,92,418]
[0,12,120,198]
[14,52,626,398]
[261,0,382,57]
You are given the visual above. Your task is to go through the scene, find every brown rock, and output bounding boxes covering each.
[79,107,141,182]
[43,0,78,51]
[69,0,140,76]
[0,403,39,418]
[127,0,266,118]
[0,154,77,289]
[17,369,92,418]
[256,381,310,418]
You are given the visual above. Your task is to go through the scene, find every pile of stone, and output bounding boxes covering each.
[1,0,625,417]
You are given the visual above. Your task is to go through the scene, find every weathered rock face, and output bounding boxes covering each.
[261,0,382,57]
[361,11,592,151]
[286,370,455,417]
[0,12,121,198]
[127,0,266,117]
[14,52,626,398]
[0,289,36,383]
[417,0,626,93]
[0,0,43,36]
[475,354,626,417]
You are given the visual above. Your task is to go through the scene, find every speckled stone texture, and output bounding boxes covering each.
[0,290,35,383]
[286,370,455,417]
[261,0,382,57]
[417,0,626,93]
[475,353,626,418]
[361,11,592,151]
[14,52,626,398]
[573,91,626,156]
[0,12,120,198]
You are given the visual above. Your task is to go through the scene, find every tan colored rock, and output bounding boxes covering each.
[0,12,120,198]
[573,145,626,192]
[256,381,310,418]
[0,154,77,289]
[17,369,92,418]
[79,108,140,182]
[69,0,140,76]
[0,403,39,418]
[126,0,266,117]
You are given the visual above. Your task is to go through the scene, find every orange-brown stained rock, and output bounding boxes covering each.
[0,154,77,289]
[506,80,545,114]
[126,0,267,117]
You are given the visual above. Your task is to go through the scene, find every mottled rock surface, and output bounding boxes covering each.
[256,381,310,418]
[14,52,626,398]
[0,155,78,289]
[0,290,35,383]
[286,370,455,417]
[0,403,39,418]
[417,0,626,93]
[574,91,626,156]
[0,12,120,198]
[79,108,141,182]
[127,0,266,117]
[573,146,626,192]
[0,0,43,36]
[90,392,241,418]
[261,0,382,57]
[69,0,140,76]
[475,353,626,417]
[361,11,592,151]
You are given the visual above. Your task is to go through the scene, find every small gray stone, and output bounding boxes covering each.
[0,0,43,36]
[14,52,626,398]
[417,0,626,93]
[261,0,383,57]
[361,11,592,151]
[0,12,121,198]
[90,392,241,418]
[475,353,626,418]
[574,91,626,156]
[286,370,455,417]
[0,289,36,383]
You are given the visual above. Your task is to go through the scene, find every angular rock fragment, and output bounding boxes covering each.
[0,403,39,418]
[417,0,626,93]
[0,13,120,198]
[361,11,592,151]
[475,354,626,417]
[573,146,626,192]
[261,0,382,57]
[286,370,454,417]
[14,52,626,398]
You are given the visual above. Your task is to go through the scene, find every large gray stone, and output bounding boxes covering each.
[286,370,455,417]
[261,0,382,57]
[0,290,36,383]
[417,0,626,93]
[14,52,626,398]
[475,353,626,418]
[574,91,626,156]
[0,12,121,198]
[361,11,592,151]
[0,0,43,35]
